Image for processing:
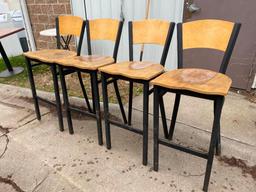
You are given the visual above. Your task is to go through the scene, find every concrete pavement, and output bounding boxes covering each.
[0,84,255,192]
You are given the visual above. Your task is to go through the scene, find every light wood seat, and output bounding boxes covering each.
[55,55,115,70]
[151,68,232,96]
[99,61,164,80]
[23,49,77,63]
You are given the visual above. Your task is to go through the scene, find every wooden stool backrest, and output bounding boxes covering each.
[177,19,241,73]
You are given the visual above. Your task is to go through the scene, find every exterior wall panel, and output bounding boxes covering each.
[72,0,184,69]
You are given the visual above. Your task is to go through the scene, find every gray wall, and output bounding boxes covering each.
[71,0,184,69]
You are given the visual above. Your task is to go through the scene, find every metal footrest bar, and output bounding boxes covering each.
[106,78,116,85]
[37,96,56,106]
[31,63,44,68]
[37,97,96,120]
[63,69,76,76]
[69,106,96,118]
[109,119,143,135]
[148,87,154,95]
[158,138,208,159]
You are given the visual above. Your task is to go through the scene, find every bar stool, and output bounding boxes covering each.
[151,19,241,191]
[23,15,85,132]
[54,19,124,145]
[99,20,175,165]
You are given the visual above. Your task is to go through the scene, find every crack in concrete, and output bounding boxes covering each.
[17,111,51,129]
[0,100,26,110]
[0,134,9,159]
[0,111,49,137]
[31,173,49,192]
[17,111,35,123]
[0,110,48,160]
[0,175,25,192]
[0,125,11,135]
[180,172,205,177]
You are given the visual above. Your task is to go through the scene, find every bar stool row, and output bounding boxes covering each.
[23,15,241,192]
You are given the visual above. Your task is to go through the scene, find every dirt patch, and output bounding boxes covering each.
[230,88,256,103]
[19,96,56,113]
[18,96,122,122]
[218,156,256,180]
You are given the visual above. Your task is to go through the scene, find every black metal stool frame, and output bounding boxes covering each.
[25,17,86,132]
[101,21,175,165]
[153,22,241,192]
[57,20,124,145]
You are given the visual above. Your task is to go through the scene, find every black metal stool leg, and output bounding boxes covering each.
[102,74,111,149]
[214,99,224,156]
[0,41,13,72]
[90,76,96,114]
[91,71,103,145]
[59,66,74,134]
[168,94,181,140]
[128,81,133,125]
[77,71,92,113]
[25,58,41,120]
[113,80,128,124]
[142,82,149,165]
[159,96,169,138]
[153,87,160,171]
[203,97,224,192]
[50,64,64,132]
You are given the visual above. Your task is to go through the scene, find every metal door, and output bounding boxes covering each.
[183,0,256,90]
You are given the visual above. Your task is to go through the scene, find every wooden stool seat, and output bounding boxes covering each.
[151,68,232,96]
[99,61,164,80]
[23,49,77,63]
[55,55,115,70]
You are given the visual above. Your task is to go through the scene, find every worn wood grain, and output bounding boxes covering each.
[23,49,77,63]
[55,55,115,70]
[151,68,232,96]
[99,61,164,80]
